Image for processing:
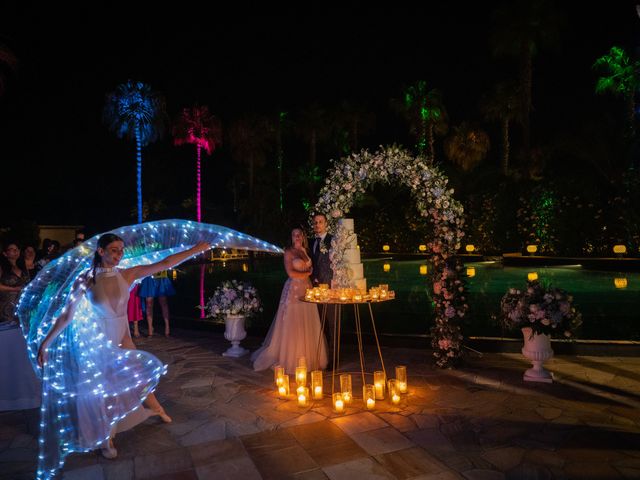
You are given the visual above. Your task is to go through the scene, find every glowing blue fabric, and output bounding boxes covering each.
[16,219,283,479]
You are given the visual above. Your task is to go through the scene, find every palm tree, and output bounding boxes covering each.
[228,113,273,200]
[391,81,448,162]
[173,105,223,222]
[444,123,491,172]
[479,81,522,175]
[332,100,376,156]
[297,103,332,168]
[490,0,561,151]
[103,80,167,223]
[593,46,640,138]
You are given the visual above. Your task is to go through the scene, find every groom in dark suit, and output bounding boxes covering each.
[310,213,336,353]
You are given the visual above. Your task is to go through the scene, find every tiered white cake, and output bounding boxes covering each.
[333,218,367,293]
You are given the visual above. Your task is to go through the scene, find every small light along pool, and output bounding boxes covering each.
[169,257,639,341]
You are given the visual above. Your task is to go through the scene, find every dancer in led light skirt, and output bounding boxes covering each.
[16,220,282,479]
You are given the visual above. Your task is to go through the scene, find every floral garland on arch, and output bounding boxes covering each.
[311,145,467,367]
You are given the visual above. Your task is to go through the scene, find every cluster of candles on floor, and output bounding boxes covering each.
[304,284,396,303]
[274,357,408,412]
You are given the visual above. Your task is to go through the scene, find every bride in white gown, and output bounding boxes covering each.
[252,228,328,374]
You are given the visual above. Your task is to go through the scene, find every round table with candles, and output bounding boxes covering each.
[299,284,406,410]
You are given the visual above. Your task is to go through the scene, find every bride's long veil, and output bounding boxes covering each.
[16,220,282,479]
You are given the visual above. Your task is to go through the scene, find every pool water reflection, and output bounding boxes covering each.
[168,258,639,341]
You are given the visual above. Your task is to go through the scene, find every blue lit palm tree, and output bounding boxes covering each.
[103,80,167,223]
[173,105,222,222]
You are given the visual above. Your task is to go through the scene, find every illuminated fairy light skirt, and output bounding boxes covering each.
[16,219,282,479]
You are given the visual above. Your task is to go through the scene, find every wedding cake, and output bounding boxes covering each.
[331,218,367,293]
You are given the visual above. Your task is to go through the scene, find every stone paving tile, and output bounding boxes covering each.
[285,420,368,467]
[330,412,389,436]
[350,426,415,456]
[248,444,319,479]
[378,412,419,432]
[61,464,105,480]
[280,411,327,428]
[322,457,396,479]
[102,458,135,480]
[480,447,525,472]
[195,456,262,480]
[373,446,448,478]
[240,428,298,458]
[133,447,194,479]
[460,470,505,480]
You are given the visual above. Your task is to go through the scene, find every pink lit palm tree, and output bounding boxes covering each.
[173,106,222,222]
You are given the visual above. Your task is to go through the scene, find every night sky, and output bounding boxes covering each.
[1,3,639,235]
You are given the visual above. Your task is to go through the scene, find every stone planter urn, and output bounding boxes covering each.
[521,327,554,383]
[222,314,248,357]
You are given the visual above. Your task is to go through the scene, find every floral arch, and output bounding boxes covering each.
[312,145,467,367]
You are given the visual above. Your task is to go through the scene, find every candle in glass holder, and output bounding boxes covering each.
[379,284,388,299]
[374,371,386,400]
[274,365,285,387]
[333,393,344,413]
[340,374,352,404]
[278,374,290,398]
[305,289,313,301]
[297,387,309,407]
[388,379,401,405]
[353,293,363,302]
[295,366,307,387]
[370,288,379,300]
[339,289,348,302]
[363,384,375,410]
[311,370,323,400]
[319,283,329,291]
[395,365,407,393]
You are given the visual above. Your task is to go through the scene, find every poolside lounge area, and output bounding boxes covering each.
[2,330,640,480]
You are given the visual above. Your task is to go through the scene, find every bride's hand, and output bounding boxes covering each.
[37,343,49,368]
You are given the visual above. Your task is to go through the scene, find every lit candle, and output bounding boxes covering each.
[333,393,344,413]
[297,387,309,407]
[395,366,407,394]
[353,293,363,302]
[363,384,375,410]
[295,366,307,387]
[311,370,323,400]
[278,375,290,398]
[274,365,285,387]
[375,383,384,399]
[388,379,400,405]
[374,371,385,400]
[340,374,352,405]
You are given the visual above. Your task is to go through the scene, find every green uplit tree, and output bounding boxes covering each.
[391,81,448,162]
[593,46,640,138]
[479,81,522,175]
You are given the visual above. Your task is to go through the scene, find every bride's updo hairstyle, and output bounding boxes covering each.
[92,233,124,282]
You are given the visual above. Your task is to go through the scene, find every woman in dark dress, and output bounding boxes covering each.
[0,242,29,325]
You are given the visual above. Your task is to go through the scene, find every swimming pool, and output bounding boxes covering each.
[167,257,639,341]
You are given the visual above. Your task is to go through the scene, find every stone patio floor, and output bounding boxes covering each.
[2,329,640,480]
